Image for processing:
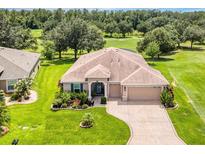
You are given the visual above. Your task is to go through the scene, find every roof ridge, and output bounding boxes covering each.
[140,67,169,84]
[121,67,142,84]
[64,49,106,74]
[116,51,168,84]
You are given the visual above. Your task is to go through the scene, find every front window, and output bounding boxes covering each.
[7,80,17,91]
[73,83,81,93]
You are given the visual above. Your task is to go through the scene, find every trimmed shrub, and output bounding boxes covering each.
[101,97,107,104]
[78,92,88,105]
[61,103,67,108]
[160,86,175,108]
[82,104,89,109]
[53,98,63,108]
[0,101,10,128]
[80,113,94,128]
[56,92,71,104]
[10,93,19,101]
[0,90,5,103]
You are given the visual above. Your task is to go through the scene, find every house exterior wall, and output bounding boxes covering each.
[0,80,6,92]
[109,84,121,98]
[30,60,40,78]
[63,83,71,91]
[63,83,88,92]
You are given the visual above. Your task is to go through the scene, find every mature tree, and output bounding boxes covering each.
[183,25,205,49]
[0,15,36,49]
[104,21,118,37]
[137,27,177,53]
[118,20,133,38]
[13,28,37,49]
[65,19,89,60]
[42,41,55,60]
[81,25,104,53]
[46,21,69,58]
[145,42,160,60]
[172,20,190,47]
[47,18,104,59]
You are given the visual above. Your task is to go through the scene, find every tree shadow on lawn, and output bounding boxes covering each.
[180,46,205,52]
[145,57,174,63]
[44,58,75,66]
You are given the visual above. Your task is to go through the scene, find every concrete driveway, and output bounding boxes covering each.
[106,99,184,145]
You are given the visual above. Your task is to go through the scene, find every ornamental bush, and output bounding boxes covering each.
[101,97,107,104]
[12,78,32,101]
[0,101,10,130]
[0,90,5,103]
[160,86,175,108]
[80,113,94,128]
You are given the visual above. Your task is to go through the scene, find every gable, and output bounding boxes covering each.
[121,68,168,86]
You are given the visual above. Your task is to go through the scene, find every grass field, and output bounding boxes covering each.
[105,36,141,51]
[0,57,130,145]
[106,39,205,144]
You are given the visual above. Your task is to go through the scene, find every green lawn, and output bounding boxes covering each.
[0,57,130,145]
[106,39,205,144]
[105,36,141,51]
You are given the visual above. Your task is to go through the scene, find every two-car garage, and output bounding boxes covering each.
[127,87,162,101]
[109,83,163,101]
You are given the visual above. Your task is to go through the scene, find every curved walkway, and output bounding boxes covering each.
[106,99,185,145]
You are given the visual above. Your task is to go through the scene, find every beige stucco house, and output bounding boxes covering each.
[61,48,169,101]
[0,47,40,93]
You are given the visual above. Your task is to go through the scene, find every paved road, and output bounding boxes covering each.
[106,99,185,145]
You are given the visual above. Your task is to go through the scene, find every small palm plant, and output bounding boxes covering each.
[13,78,33,101]
[80,113,94,128]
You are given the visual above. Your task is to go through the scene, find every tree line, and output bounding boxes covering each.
[0,8,205,59]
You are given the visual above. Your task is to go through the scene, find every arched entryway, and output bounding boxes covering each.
[91,82,105,97]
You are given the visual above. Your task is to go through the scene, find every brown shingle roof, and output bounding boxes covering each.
[61,47,168,86]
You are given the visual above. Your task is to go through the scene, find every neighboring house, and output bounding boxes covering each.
[0,47,40,93]
[61,48,169,101]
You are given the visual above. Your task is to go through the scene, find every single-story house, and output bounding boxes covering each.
[0,47,40,93]
[61,48,169,101]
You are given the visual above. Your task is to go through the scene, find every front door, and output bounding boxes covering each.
[91,82,105,96]
[96,84,102,94]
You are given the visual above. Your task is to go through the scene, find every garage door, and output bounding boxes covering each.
[109,84,121,98]
[128,87,161,101]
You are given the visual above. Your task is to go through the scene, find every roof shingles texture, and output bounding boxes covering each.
[61,48,168,86]
[0,47,40,80]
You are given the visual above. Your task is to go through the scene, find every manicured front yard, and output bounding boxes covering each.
[0,58,130,144]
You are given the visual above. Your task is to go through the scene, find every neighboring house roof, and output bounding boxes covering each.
[0,65,4,73]
[61,47,169,86]
[0,47,40,80]
[85,64,111,79]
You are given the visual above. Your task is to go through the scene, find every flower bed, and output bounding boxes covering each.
[51,92,94,111]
